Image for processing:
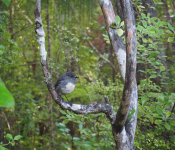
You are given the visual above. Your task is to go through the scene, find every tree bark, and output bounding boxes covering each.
[99,0,138,149]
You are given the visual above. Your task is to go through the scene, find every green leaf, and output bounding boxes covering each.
[99,116,104,121]
[141,13,146,18]
[57,128,65,134]
[116,16,121,25]
[79,124,83,130]
[0,145,8,150]
[155,119,162,125]
[11,142,15,146]
[159,66,165,71]
[170,121,175,126]
[55,122,66,128]
[164,123,171,130]
[137,25,142,32]
[120,21,124,26]
[14,135,22,141]
[0,78,15,109]
[166,111,171,118]
[102,34,108,38]
[142,20,147,28]
[149,53,157,58]
[117,29,123,36]
[168,37,174,42]
[64,128,70,132]
[150,74,157,78]
[141,97,147,105]
[62,119,69,124]
[2,0,11,7]
[6,133,13,141]
[151,17,157,21]
[168,92,172,96]
[59,110,67,115]
[127,109,135,121]
[0,50,3,56]
[130,109,135,115]
[0,45,5,49]
[73,137,80,141]
[142,38,147,43]
[156,107,163,115]
[149,116,153,124]
[147,106,155,112]
[168,23,174,32]
[110,24,117,29]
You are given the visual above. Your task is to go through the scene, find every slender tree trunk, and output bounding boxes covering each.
[47,1,54,149]
[161,0,175,55]
[14,115,21,150]
[0,113,4,144]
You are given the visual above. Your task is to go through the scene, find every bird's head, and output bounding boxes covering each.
[66,72,79,79]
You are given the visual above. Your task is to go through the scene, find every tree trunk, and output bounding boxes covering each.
[47,1,54,149]
[0,113,4,144]
[161,0,175,55]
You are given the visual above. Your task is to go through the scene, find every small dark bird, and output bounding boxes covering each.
[55,72,79,101]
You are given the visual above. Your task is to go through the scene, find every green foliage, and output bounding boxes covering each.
[130,0,175,149]
[109,15,124,37]
[0,133,22,149]
[0,0,175,149]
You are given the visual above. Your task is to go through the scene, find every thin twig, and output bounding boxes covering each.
[78,81,92,104]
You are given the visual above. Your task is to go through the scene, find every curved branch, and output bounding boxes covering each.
[34,0,116,125]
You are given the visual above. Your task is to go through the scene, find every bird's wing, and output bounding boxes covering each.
[55,76,65,89]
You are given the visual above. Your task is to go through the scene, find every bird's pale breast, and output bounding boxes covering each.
[61,82,75,95]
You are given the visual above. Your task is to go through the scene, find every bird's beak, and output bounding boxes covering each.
[75,76,79,78]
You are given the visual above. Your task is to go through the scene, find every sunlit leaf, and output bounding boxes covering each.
[0,78,14,109]
[159,66,165,71]
[56,122,66,128]
[79,124,83,130]
[142,20,147,28]
[14,135,22,141]
[166,111,171,118]
[120,21,124,26]
[116,16,121,25]
[155,120,162,125]
[62,119,69,124]
[168,37,174,42]
[117,29,123,36]
[168,23,174,32]
[6,133,13,141]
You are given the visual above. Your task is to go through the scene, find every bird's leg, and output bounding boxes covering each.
[64,95,72,106]
[64,95,70,103]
